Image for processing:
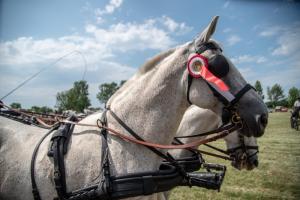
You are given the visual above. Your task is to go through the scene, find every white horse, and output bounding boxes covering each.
[0,16,267,200]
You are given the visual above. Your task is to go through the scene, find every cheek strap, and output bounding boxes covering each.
[187,74,193,105]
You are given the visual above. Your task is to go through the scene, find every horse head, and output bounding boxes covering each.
[186,16,268,137]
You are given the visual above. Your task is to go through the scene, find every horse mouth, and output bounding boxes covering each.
[230,152,259,171]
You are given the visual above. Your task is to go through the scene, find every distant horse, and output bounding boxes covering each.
[0,16,267,200]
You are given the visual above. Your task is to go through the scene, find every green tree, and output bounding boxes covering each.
[10,102,22,109]
[254,80,264,100]
[30,106,53,113]
[288,87,300,107]
[267,84,285,108]
[40,106,53,113]
[97,80,126,104]
[31,106,41,113]
[56,80,91,112]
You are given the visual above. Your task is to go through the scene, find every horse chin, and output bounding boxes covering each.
[230,152,259,171]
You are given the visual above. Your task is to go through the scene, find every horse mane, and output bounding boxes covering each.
[107,42,193,106]
[137,48,176,75]
[137,39,222,77]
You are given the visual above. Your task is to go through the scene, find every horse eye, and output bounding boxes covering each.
[208,55,229,78]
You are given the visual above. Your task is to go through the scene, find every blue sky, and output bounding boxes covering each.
[0,0,300,108]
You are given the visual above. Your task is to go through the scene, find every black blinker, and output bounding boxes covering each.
[208,55,229,78]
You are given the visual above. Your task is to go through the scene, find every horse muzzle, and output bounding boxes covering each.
[230,150,259,171]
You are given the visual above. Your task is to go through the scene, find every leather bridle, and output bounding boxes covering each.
[185,42,259,162]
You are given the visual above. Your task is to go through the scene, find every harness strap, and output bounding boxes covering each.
[47,116,77,200]
[31,124,60,200]
[175,123,234,139]
[226,145,259,154]
[187,74,193,105]
[98,109,112,195]
[174,137,232,161]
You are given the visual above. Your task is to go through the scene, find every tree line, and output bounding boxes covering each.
[254,80,299,108]
[9,80,299,113]
[9,80,125,113]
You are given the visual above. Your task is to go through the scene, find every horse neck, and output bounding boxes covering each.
[170,106,221,158]
[107,48,190,175]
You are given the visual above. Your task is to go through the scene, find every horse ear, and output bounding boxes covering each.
[195,16,219,46]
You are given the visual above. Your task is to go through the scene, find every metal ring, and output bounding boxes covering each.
[231,113,241,124]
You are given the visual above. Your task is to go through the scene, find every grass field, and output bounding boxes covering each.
[170,112,300,200]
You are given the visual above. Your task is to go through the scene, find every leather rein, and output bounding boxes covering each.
[0,101,243,154]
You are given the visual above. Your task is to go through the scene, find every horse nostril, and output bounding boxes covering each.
[260,114,268,128]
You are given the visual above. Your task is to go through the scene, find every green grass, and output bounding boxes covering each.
[170,112,300,200]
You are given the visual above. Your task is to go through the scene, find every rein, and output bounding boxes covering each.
[0,101,241,151]
[61,108,241,150]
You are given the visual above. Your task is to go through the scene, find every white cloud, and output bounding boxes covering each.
[258,23,300,56]
[231,54,268,65]
[226,35,241,46]
[223,28,232,33]
[0,16,192,107]
[271,26,300,56]
[0,36,112,69]
[259,26,284,37]
[259,67,300,91]
[0,18,179,68]
[236,65,300,98]
[94,0,123,23]
[161,16,193,35]
[85,21,175,51]
[96,0,123,15]
[223,1,230,9]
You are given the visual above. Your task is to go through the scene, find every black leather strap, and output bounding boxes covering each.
[187,74,193,105]
[174,123,235,139]
[230,84,255,106]
[47,115,77,200]
[31,124,60,200]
